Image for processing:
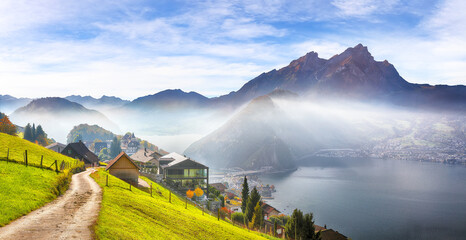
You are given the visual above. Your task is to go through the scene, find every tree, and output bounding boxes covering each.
[24,123,33,141]
[285,209,304,240]
[35,125,47,146]
[303,213,320,240]
[241,176,249,213]
[194,187,204,198]
[245,187,261,223]
[0,116,17,136]
[110,136,121,158]
[186,189,194,199]
[250,201,263,229]
[232,212,245,225]
[219,195,225,207]
[32,123,36,141]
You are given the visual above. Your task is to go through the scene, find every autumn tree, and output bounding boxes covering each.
[194,187,204,198]
[241,176,249,213]
[0,116,17,136]
[186,189,194,199]
[250,201,263,229]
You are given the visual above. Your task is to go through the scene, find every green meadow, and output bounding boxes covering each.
[0,133,82,226]
[91,170,277,240]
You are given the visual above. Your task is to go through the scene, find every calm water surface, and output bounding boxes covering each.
[260,158,466,240]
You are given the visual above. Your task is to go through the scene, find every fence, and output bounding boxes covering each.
[0,147,85,173]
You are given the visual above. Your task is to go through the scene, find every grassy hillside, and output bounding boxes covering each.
[91,170,276,240]
[0,133,78,167]
[0,161,60,226]
[0,133,84,226]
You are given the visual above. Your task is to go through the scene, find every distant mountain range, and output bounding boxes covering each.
[10,97,118,143]
[125,89,210,110]
[0,95,31,114]
[65,95,129,111]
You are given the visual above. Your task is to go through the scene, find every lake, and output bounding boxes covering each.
[260,158,466,240]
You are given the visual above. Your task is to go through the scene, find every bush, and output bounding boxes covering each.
[232,212,245,225]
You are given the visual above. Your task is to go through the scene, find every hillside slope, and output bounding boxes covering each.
[91,170,275,240]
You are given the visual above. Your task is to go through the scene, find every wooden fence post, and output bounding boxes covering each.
[106,174,109,187]
[129,183,132,191]
[218,208,220,221]
[6,148,9,162]
[202,206,204,216]
[40,155,43,169]
[185,198,187,209]
[150,183,153,197]
[25,150,28,166]
[55,160,58,173]
[169,191,171,203]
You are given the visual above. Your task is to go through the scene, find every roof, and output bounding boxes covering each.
[106,151,140,170]
[159,152,187,162]
[210,183,227,192]
[319,229,348,240]
[65,141,99,164]
[131,148,156,163]
[262,203,281,215]
[46,142,66,149]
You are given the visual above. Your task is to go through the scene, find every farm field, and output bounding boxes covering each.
[91,169,277,240]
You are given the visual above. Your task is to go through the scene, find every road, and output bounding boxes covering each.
[0,169,102,240]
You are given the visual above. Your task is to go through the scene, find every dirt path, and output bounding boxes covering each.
[0,169,102,240]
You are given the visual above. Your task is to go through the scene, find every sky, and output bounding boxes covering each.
[0,0,465,100]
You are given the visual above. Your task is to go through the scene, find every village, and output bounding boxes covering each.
[43,136,347,240]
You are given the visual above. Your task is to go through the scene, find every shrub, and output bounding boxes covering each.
[232,212,245,225]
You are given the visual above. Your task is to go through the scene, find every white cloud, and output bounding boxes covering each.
[331,0,400,17]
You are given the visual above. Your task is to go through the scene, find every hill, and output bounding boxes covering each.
[184,95,297,171]
[0,133,83,226]
[10,97,119,142]
[90,169,275,240]
[0,95,31,114]
[67,124,116,143]
[126,89,210,110]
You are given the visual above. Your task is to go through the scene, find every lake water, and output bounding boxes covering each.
[260,158,466,240]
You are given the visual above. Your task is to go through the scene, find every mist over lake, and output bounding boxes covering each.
[260,158,466,240]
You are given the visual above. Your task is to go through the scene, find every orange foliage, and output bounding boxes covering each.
[186,189,194,199]
[194,187,204,197]
[0,116,16,136]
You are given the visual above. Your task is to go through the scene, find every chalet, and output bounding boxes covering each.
[319,229,348,240]
[125,140,140,155]
[161,152,209,197]
[106,152,140,183]
[46,142,66,153]
[131,148,161,172]
[94,142,108,154]
[210,183,227,194]
[262,203,281,219]
[61,141,99,167]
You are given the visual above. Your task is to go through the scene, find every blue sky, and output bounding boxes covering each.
[0,0,465,99]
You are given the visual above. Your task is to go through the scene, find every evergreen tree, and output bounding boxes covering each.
[110,136,122,158]
[24,123,33,141]
[303,213,320,240]
[0,115,17,136]
[245,187,261,222]
[241,176,249,213]
[32,123,36,142]
[250,201,263,229]
[219,195,225,207]
[35,125,47,146]
[285,209,304,240]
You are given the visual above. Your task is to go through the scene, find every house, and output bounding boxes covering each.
[106,152,140,183]
[264,220,285,238]
[210,183,227,194]
[131,148,161,172]
[161,152,209,197]
[61,141,99,167]
[125,140,140,155]
[319,229,348,240]
[94,142,108,154]
[46,142,67,153]
[262,203,281,219]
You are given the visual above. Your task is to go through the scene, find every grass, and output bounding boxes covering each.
[91,169,277,240]
[0,161,60,226]
[0,133,84,227]
[0,133,79,168]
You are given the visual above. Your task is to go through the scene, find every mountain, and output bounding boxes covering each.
[65,95,129,111]
[10,97,118,142]
[184,95,297,171]
[214,44,465,111]
[125,89,210,110]
[0,95,31,114]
